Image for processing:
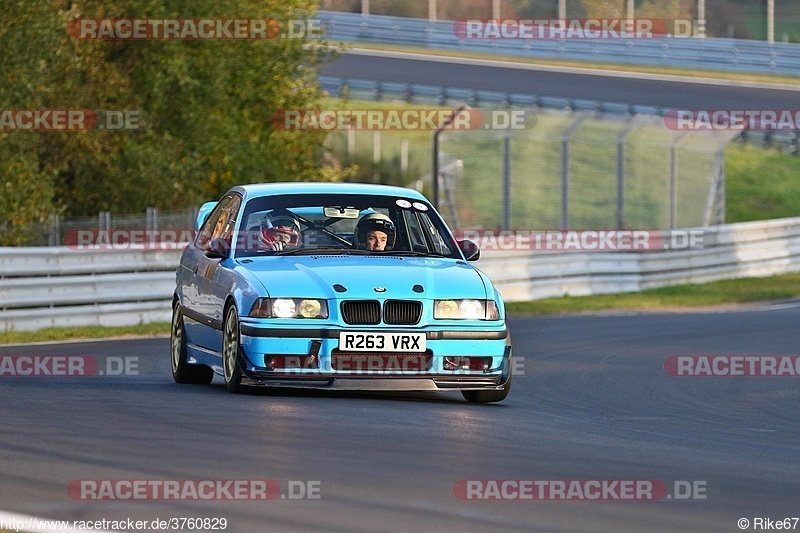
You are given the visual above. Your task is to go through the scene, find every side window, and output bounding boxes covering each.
[402,210,428,252]
[213,196,242,242]
[419,213,453,255]
[196,195,241,250]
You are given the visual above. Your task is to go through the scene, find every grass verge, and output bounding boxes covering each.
[725,143,800,222]
[0,322,170,346]
[506,273,800,315]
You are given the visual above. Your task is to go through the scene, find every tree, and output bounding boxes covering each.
[0,0,341,244]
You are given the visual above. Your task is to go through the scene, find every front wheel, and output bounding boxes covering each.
[463,333,512,403]
[222,305,245,393]
[461,368,511,404]
[171,304,214,384]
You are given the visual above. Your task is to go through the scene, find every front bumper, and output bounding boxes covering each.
[237,323,511,392]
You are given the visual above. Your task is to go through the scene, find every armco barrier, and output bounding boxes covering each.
[318,75,666,116]
[1,217,800,331]
[318,11,800,77]
[0,248,183,332]
[478,217,800,301]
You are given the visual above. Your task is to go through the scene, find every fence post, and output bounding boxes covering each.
[715,148,726,225]
[347,127,355,163]
[669,131,688,229]
[48,214,61,246]
[146,207,159,232]
[669,145,677,230]
[373,130,381,181]
[502,134,511,230]
[99,211,111,231]
[560,113,591,230]
[616,115,640,230]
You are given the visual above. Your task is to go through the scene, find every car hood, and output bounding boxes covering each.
[240,255,487,300]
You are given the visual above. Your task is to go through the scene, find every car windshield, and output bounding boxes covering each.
[234,193,460,259]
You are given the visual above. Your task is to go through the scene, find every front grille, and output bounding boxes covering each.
[384,300,422,325]
[341,300,381,325]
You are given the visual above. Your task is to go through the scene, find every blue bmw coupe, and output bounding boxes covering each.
[171,182,511,402]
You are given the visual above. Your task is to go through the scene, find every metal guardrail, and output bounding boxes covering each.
[2,216,800,331]
[0,248,182,332]
[318,10,800,77]
[319,75,666,116]
[478,217,800,301]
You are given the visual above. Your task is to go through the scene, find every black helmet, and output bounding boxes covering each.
[356,213,396,249]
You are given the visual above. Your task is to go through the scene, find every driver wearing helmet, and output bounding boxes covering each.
[260,209,301,252]
[356,213,396,252]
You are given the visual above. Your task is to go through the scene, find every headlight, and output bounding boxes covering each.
[249,298,328,319]
[272,299,296,318]
[434,299,501,320]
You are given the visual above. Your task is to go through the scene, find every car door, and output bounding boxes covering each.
[183,194,240,350]
[203,194,242,350]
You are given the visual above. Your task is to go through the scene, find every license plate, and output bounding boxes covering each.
[338,332,426,352]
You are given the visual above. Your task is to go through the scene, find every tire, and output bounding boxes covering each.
[171,303,214,385]
[462,332,512,404]
[222,304,245,393]
[461,368,511,404]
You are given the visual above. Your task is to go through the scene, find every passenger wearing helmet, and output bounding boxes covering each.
[356,213,396,252]
[260,209,301,252]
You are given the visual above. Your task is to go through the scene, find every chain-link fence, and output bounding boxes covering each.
[24,109,735,247]
[324,108,737,231]
[436,110,736,231]
[20,208,200,247]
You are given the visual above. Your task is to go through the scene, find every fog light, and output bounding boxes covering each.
[469,357,493,371]
[443,356,492,371]
[443,356,468,371]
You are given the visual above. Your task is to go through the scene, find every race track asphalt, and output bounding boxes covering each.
[1,306,799,532]
[321,51,800,110]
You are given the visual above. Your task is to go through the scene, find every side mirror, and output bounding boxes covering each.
[205,237,230,259]
[458,239,480,261]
